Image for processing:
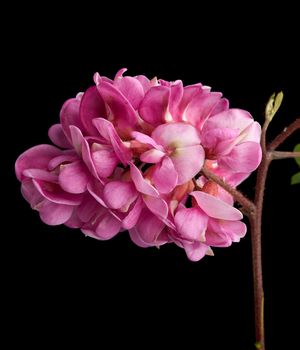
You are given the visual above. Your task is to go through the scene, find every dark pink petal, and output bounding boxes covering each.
[97,81,138,129]
[130,163,159,197]
[93,118,132,165]
[91,146,119,178]
[152,157,178,193]
[183,241,211,262]
[15,145,62,181]
[171,145,205,184]
[169,81,184,120]
[210,98,229,116]
[131,208,165,244]
[77,195,101,223]
[152,122,201,149]
[87,180,107,207]
[177,84,203,118]
[175,207,208,241]
[59,161,90,194]
[80,86,106,135]
[219,142,262,173]
[122,196,143,230]
[64,210,83,229]
[114,76,145,109]
[21,179,44,208]
[39,200,73,225]
[93,213,121,240]
[191,191,243,220]
[60,98,83,143]
[184,92,223,129]
[103,181,138,210]
[143,195,168,220]
[134,75,151,93]
[22,169,58,183]
[48,152,79,171]
[139,86,170,126]
[32,179,83,205]
[48,124,72,149]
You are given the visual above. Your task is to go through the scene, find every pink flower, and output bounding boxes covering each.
[15,68,262,261]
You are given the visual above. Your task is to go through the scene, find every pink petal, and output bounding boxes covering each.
[15,145,62,181]
[93,118,132,165]
[97,81,138,128]
[129,163,159,197]
[86,180,107,207]
[77,195,101,223]
[80,86,106,135]
[58,161,90,194]
[169,80,184,120]
[32,179,83,205]
[152,122,201,149]
[114,76,145,109]
[22,169,58,183]
[103,181,138,210]
[152,157,178,193]
[191,191,243,220]
[131,131,162,149]
[134,75,151,93]
[183,241,211,262]
[140,149,165,163]
[201,128,240,156]
[139,85,170,126]
[60,98,83,143]
[175,207,208,241]
[177,84,203,119]
[219,141,262,173]
[210,98,229,116]
[39,200,73,226]
[21,179,44,208]
[238,121,261,143]
[48,152,79,171]
[184,92,223,129]
[143,195,168,220]
[64,210,83,229]
[91,146,119,178]
[171,145,205,184]
[48,124,72,148]
[122,196,143,230]
[220,220,247,242]
[93,213,122,240]
[130,208,165,244]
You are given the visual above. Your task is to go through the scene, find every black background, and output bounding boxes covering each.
[4,6,300,350]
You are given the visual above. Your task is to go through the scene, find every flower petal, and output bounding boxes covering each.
[152,157,178,193]
[171,145,205,185]
[15,145,62,181]
[122,196,143,230]
[143,195,168,220]
[140,149,165,163]
[39,201,73,225]
[183,241,211,262]
[139,85,170,126]
[59,161,90,194]
[60,98,83,143]
[48,124,72,149]
[114,75,145,109]
[191,191,243,220]
[91,146,119,178]
[175,207,208,241]
[103,181,137,210]
[130,163,159,197]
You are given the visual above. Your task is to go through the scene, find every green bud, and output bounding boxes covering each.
[265,91,284,122]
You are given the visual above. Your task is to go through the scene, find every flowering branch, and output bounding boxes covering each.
[271,151,300,160]
[268,118,300,151]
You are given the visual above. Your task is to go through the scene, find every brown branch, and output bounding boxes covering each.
[268,118,300,151]
[271,151,300,160]
[201,167,255,214]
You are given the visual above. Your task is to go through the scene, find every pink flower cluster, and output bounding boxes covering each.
[15,69,262,261]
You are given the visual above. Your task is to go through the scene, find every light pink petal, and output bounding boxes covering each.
[39,200,73,226]
[80,86,106,135]
[103,181,138,210]
[139,85,170,126]
[122,197,143,230]
[60,98,83,143]
[114,76,145,109]
[210,98,229,116]
[129,163,159,197]
[152,122,201,148]
[32,179,83,205]
[220,220,247,242]
[93,118,132,165]
[184,92,223,129]
[169,81,184,120]
[97,81,138,128]
[219,141,262,173]
[171,145,205,184]
[183,242,211,262]
[48,153,79,171]
[91,147,119,178]
[191,191,243,220]
[15,145,62,181]
[143,195,168,220]
[202,128,240,156]
[140,149,166,163]
[175,207,208,241]
[152,157,178,193]
[48,124,72,149]
[238,121,261,143]
[202,109,254,134]
[177,84,203,118]
[58,161,90,194]
[131,208,165,244]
